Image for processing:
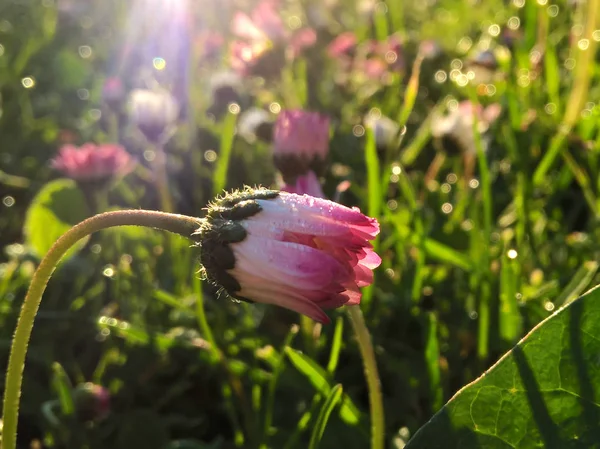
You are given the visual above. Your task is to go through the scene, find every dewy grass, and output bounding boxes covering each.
[1,211,202,449]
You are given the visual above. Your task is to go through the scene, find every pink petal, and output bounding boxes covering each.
[282,171,326,198]
[236,276,331,323]
[256,194,380,239]
[359,248,382,269]
[353,263,374,288]
[231,236,351,290]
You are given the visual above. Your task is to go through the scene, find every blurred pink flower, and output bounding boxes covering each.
[362,58,388,79]
[327,32,358,58]
[232,0,287,42]
[274,110,330,159]
[378,34,404,72]
[198,189,381,323]
[273,110,330,183]
[230,0,316,75]
[52,143,133,181]
[282,171,325,198]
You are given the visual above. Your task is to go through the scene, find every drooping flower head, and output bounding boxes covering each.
[196,188,381,323]
[52,143,133,181]
[273,110,330,183]
[128,88,179,143]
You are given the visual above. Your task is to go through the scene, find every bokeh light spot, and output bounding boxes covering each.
[204,150,217,162]
[3,196,15,207]
[21,77,35,88]
[78,45,92,58]
[153,57,166,70]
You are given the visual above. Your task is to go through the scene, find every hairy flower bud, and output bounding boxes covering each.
[195,188,381,323]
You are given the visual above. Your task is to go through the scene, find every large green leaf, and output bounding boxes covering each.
[406,285,600,449]
[24,179,90,260]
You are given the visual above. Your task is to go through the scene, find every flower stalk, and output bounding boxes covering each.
[347,304,385,449]
[1,210,201,449]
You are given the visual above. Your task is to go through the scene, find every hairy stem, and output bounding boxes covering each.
[1,210,201,449]
[347,305,385,449]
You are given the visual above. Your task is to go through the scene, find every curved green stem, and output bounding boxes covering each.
[1,210,201,449]
[347,305,385,449]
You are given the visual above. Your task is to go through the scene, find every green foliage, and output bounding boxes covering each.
[406,285,600,449]
[23,179,90,260]
[2,0,600,447]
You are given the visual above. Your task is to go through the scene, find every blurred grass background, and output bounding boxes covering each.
[1,0,600,447]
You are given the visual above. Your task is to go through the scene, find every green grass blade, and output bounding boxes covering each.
[424,314,443,412]
[51,362,74,416]
[213,111,237,195]
[285,348,361,424]
[556,261,599,307]
[308,384,344,449]
[326,317,344,375]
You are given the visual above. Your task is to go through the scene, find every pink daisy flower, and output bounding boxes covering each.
[52,143,133,181]
[197,188,381,323]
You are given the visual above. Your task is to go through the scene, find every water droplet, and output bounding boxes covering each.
[565,58,576,70]
[441,202,453,214]
[89,109,101,120]
[578,39,590,50]
[269,102,281,114]
[544,301,555,311]
[204,149,217,162]
[77,88,89,100]
[143,150,156,161]
[153,57,166,70]
[451,59,463,70]
[352,125,365,137]
[78,45,92,58]
[288,15,302,29]
[21,77,35,88]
